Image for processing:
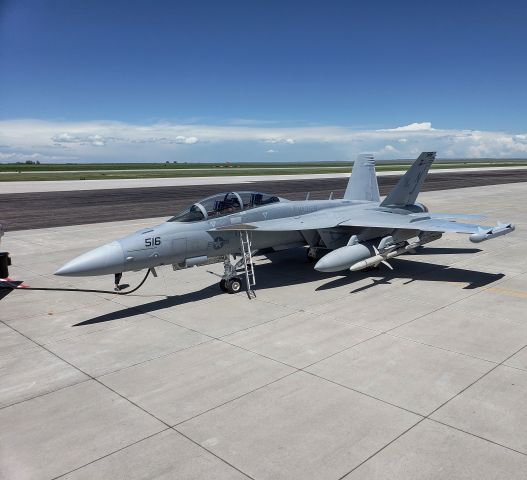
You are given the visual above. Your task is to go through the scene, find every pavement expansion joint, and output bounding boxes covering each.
[336,340,527,478]
[2,181,527,479]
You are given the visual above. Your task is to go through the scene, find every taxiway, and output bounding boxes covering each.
[2,168,527,231]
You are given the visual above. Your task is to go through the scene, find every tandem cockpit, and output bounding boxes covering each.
[169,191,287,223]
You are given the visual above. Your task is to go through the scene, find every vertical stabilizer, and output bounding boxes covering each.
[380,152,436,206]
[344,154,380,201]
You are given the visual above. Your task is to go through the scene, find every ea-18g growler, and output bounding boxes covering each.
[56,152,515,297]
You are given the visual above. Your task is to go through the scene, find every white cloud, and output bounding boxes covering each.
[266,149,277,154]
[0,152,79,162]
[52,131,199,146]
[1,118,526,163]
[52,132,110,146]
[174,136,198,144]
[384,122,434,132]
[264,137,296,144]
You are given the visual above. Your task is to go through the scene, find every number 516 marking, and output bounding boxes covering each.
[145,237,161,247]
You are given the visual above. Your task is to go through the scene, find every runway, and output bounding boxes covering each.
[2,168,527,231]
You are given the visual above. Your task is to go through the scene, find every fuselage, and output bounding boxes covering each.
[55,197,407,277]
[54,151,516,282]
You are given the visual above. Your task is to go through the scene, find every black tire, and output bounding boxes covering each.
[226,277,242,294]
[306,248,318,262]
[219,279,228,292]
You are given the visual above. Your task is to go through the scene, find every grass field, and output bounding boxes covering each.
[1,160,527,181]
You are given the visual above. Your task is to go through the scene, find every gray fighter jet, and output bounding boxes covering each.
[56,152,515,296]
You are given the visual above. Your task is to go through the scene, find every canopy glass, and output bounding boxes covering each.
[169,191,284,222]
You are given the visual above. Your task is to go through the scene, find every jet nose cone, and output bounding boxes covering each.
[55,241,125,277]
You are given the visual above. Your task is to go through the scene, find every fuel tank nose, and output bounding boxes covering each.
[314,243,372,272]
[55,241,125,277]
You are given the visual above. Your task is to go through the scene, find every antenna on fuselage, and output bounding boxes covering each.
[329,192,334,200]
[305,192,310,200]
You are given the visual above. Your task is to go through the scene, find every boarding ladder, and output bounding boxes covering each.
[238,231,256,299]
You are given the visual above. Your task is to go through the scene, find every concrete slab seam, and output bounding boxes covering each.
[381,269,526,335]
[427,418,527,457]
[0,377,92,412]
[2,306,263,479]
[95,338,218,379]
[49,427,173,480]
[336,341,527,479]
[172,370,299,428]
[170,428,256,480]
[0,318,172,427]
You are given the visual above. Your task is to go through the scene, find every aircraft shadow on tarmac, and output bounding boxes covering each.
[0,280,25,301]
[317,261,502,294]
[74,249,503,327]
[0,289,12,301]
[408,247,482,255]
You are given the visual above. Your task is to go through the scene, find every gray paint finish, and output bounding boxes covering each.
[54,152,515,284]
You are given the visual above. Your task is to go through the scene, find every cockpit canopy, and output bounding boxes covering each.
[169,191,285,223]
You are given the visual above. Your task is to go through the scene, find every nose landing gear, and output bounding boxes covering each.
[114,273,122,291]
[113,272,129,291]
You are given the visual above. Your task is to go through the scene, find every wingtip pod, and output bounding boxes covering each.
[469,223,515,243]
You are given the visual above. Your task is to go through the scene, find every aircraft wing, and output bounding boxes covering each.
[210,210,488,234]
[211,214,339,232]
[210,209,513,243]
[412,213,487,221]
[337,212,492,233]
[338,211,515,242]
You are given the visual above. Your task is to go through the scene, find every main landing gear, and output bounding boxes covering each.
[218,255,246,294]
[218,232,256,298]
[219,277,242,294]
[306,247,318,262]
[306,247,328,262]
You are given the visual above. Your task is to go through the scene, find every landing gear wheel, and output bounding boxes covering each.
[226,277,242,294]
[306,248,318,262]
[219,279,228,292]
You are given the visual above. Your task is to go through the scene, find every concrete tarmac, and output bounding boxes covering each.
[2,168,527,231]
[1,182,526,479]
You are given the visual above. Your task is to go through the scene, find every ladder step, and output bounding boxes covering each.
[238,231,256,297]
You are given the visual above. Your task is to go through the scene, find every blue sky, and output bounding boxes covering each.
[1,0,526,162]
